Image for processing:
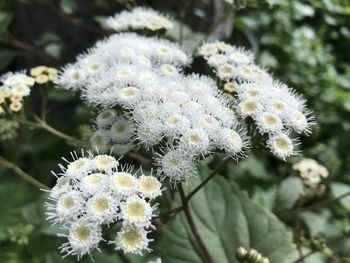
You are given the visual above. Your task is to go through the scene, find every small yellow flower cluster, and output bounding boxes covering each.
[0,88,24,114]
[293,158,329,189]
[30,66,58,84]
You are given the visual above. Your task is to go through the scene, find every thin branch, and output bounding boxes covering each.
[44,2,106,36]
[0,37,55,64]
[33,115,85,147]
[179,184,214,263]
[128,151,152,164]
[0,155,50,190]
[186,158,231,201]
[292,250,316,263]
[157,158,231,218]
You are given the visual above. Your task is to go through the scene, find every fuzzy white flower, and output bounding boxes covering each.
[47,191,85,223]
[267,133,296,160]
[96,109,117,128]
[60,219,102,259]
[110,172,137,197]
[90,130,110,153]
[80,173,107,194]
[93,154,118,171]
[121,196,153,227]
[66,158,92,178]
[86,192,118,223]
[114,226,150,255]
[137,175,162,199]
[158,149,197,182]
[293,158,329,188]
[255,112,283,134]
[110,116,134,144]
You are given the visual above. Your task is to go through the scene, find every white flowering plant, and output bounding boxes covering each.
[1,2,350,263]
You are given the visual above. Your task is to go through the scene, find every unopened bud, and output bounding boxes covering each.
[247,249,261,262]
[235,247,248,261]
[260,257,270,263]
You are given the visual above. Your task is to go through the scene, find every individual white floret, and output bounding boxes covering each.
[193,114,221,137]
[214,128,246,157]
[135,118,164,148]
[217,64,235,79]
[56,65,86,90]
[255,112,283,134]
[198,43,218,57]
[65,157,93,178]
[96,109,117,128]
[11,84,31,97]
[80,173,108,195]
[47,191,85,223]
[164,114,191,137]
[287,110,312,134]
[90,130,111,154]
[157,149,197,182]
[110,172,138,197]
[114,226,151,255]
[137,175,162,199]
[215,106,237,128]
[207,54,227,67]
[50,176,72,198]
[120,195,153,227]
[228,48,253,65]
[117,86,142,106]
[179,128,210,156]
[60,219,102,259]
[237,99,263,118]
[93,154,118,171]
[159,64,179,76]
[86,192,118,224]
[110,116,134,144]
[267,133,297,160]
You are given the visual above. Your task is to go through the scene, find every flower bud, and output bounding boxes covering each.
[235,246,248,261]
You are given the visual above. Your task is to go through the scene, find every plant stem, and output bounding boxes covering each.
[186,158,231,201]
[128,151,152,164]
[292,250,316,263]
[158,158,231,218]
[33,116,85,146]
[179,184,215,263]
[0,155,50,190]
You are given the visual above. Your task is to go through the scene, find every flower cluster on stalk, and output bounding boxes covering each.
[45,151,162,259]
[199,41,315,160]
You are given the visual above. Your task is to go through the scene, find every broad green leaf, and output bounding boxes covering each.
[330,182,350,210]
[161,165,294,263]
[276,176,304,210]
[0,11,13,33]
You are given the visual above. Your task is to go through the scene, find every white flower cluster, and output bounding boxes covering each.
[0,72,36,113]
[293,158,329,188]
[199,41,315,160]
[106,7,173,32]
[56,33,190,92]
[45,152,162,259]
[90,109,134,152]
[56,32,249,182]
[0,72,35,98]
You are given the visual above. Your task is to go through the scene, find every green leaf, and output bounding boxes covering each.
[0,49,16,70]
[161,165,294,263]
[330,182,350,209]
[276,176,304,210]
[0,11,13,33]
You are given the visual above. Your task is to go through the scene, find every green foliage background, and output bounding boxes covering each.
[0,0,349,262]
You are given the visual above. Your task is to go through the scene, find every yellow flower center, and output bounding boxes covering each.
[121,229,142,249]
[73,226,91,242]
